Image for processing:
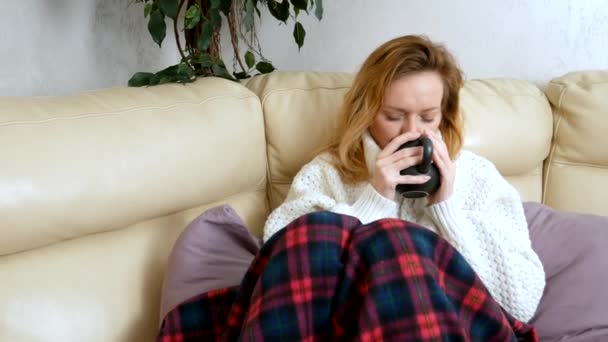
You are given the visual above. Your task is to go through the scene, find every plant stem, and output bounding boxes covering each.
[232,0,264,61]
[228,4,247,73]
[174,0,188,62]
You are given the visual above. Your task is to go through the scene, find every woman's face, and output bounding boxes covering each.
[369,71,444,148]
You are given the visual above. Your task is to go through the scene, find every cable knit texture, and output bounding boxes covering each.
[263,133,545,322]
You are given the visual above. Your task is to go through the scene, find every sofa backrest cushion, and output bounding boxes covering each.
[0,78,268,341]
[543,70,608,217]
[460,78,553,201]
[246,71,553,210]
[245,71,353,209]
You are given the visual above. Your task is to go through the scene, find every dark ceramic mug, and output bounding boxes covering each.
[395,136,441,198]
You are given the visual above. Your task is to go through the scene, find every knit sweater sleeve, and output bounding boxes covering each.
[262,155,399,242]
[424,152,545,322]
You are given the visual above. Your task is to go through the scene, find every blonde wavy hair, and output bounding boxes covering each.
[325,35,465,184]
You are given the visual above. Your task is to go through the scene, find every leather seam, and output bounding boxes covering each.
[260,86,351,107]
[463,93,547,101]
[542,83,566,204]
[260,102,273,213]
[549,79,608,88]
[548,160,608,170]
[0,188,269,257]
[0,94,258,127]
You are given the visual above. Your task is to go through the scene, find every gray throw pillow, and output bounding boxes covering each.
[525,202,608,341]
[159,204,260,323]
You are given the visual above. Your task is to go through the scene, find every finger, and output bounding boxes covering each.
[378,131,422,158]
[427,134,450,166]
[377,152,422,177]
[393,154,424,170]
[397,174,431,185]
[427,131,448,155]
[431,147,453,181]
[382,146,422,165]
[432,148,445,171]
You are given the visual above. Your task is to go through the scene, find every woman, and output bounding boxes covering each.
[263,35,545,323]
[158,35,545,341]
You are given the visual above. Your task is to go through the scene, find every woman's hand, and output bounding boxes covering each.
[425,130,455,205]
[371,131,431,199]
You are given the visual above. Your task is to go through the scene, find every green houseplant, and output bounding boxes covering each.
[129,0,323,86]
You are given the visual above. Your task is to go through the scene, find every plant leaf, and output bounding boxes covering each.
[149,74,161,85]
[314,0,323,20]
[219,0,232,15]
[210,8,222,28]
[255,61,275,74]
[184,5,201,30]
[211,0,221,8]
[156,64,180,77]
[280,0,290,20]
[233,71,251,79]
[268,0,289,22]
[158,76,173,84]
[212,64,236,80]
[150,64,180,85]
[197,21,214,50]
[176,62,196,82]
[148,9,166,47]
[244,0,255,32]
[128,72,155,87]
[144,3,154,18]
[290,0,308,11]
[293,21,305,50]
[245,50,256,69]
[159,0,178,19]
[194,53,215,67]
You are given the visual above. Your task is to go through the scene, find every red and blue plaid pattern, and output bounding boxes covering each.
[158,211,538,341]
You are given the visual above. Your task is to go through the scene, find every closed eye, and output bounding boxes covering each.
[383,111,403,121]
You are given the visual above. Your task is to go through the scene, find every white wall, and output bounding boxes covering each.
[253,0,608,85]
[0,0,179,96]
[2,0,608,96]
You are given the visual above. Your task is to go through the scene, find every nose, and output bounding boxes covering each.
[400,116,421,134]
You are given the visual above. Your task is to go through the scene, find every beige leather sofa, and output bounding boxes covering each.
[1,70,607,341]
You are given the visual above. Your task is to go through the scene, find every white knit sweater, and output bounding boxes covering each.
[263,133,545,322]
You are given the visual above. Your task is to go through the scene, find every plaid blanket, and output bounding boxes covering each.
[158,211,538,341]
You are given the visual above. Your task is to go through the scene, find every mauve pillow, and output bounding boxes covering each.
[524,202,608,341]
[159,204,261,322]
